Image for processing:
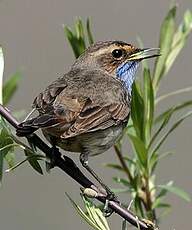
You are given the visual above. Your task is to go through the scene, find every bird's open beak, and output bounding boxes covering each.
[127,48,161,61]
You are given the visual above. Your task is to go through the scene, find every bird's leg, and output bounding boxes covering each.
[80,152,119,216]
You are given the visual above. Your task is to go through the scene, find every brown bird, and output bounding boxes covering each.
[19,41,159,201]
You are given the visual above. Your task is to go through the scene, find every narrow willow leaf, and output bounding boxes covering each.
[164,10,192,75]
[5,154,44,173]
[4,149,15,168]
[64,26,80,58]
[143,68,154,143]
[158,184,191,202]
[3,72,21,105]
[153,6,177,91]
[113,177,130,187]
[152,197,171,209]
[75,18,86,53]
[64,19,88,58]
[148,151,158,174]
[156,86,192,104]
[105,163,124,172]
[123,156,136,166]
[86,18,94,45]
[0,146,3,184]
[84,197,110,230]
[134,196,144,218]
[0,126,14,182]
[94,208,110,230]
[157,181,173,199]
[149,151,174,174]
[82,196,98,225]
[129,134,148,168]
[24,149,43,175]
[66,193,103,230]
[149,108,173,149]
[131,83,145,140]
[0,46,4,104]
[152,111,192,153]
[155,100,192,124]
[111,188,130,194]
[158,151,174,160]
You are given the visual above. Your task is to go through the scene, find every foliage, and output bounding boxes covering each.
[63,6,192,227]
[0,5,192,230]
[0,47,44,182]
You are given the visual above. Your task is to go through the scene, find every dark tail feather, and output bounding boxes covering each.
[16,114,59,136]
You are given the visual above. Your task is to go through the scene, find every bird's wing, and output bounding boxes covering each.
[60,97,130,138]
[22,70,130,138]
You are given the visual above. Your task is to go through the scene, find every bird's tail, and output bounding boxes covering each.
[16,114,59,136]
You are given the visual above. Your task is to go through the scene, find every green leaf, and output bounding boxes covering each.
[82,196,110,230]
[129,134,148,168]
[0,125,14,182]
[153,5,177,91]
[152,197,171,209]
[131,83,145,140]
[105,163,124,172]
[66,193,109,230]
[64,26,81,58]
[0,46,4,104]
[156,86,192,104]
[149,107,174,149]
[75,18,86,52]
[24,149,43,175]
[152,111,192,153]
[86,18,94,45]
[5,154,44,173]
[158,184,191,202]
[164,10,192,75]
[64,18,89,58]
[3,72,21,105]
[149,151,174,174]
[4,148,15,168]
[157,181,173,199]
[113,177,130,187]
[143,68,154,143]
[155,100,192,124]
[148,151,158,174]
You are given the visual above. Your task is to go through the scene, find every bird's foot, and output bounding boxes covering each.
[103,191,120,217]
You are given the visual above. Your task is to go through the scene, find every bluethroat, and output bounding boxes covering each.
[19,41,159,201]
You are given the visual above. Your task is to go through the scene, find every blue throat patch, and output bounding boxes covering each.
[116,61,139,94]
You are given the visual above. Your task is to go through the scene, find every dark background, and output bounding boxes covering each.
[0,0,192,229]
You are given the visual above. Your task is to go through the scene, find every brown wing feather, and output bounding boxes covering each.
[60,100,130,138]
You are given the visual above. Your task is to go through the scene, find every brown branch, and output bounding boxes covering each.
[0,103,154,230]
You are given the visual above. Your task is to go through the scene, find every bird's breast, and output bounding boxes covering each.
[52,123,126,156]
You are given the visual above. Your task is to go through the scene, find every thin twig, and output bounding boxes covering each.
[0,103,152,230]
[114,145,133,182]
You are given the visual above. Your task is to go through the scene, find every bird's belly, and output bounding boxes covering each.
[52,124,124,156]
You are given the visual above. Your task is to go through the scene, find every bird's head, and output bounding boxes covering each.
[72,41,160,93]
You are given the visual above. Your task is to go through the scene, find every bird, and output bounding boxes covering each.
[18,40,159,200]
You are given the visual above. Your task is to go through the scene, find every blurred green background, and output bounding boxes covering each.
[0,0,191,229]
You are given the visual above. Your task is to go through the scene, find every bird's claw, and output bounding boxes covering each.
[103,191,120,217]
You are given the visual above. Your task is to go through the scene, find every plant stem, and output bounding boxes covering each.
[114,145,133,182]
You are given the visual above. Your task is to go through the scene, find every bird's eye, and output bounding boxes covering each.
[112,49,123,59]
